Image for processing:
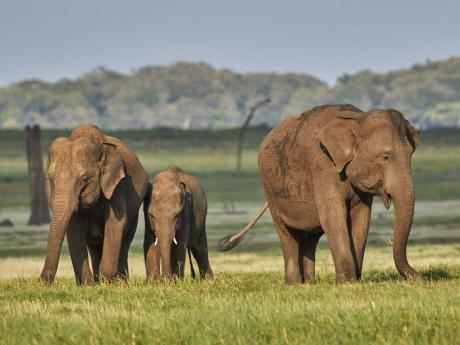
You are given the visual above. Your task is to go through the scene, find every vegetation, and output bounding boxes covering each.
[0,127,459,344]
[0,266,459,345]
[2,57,460,129]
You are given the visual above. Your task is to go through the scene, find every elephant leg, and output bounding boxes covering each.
[67,215,94,285]
[191,229,213,280]
[171,246,186,278]
[88,244,102,282]
[99,206,127,281]
[316,195,357,283]
[299,231,323,283]
[117,214,138,279]
[144,226,160,280]
[349,197,372,279]
[270,210,301,284]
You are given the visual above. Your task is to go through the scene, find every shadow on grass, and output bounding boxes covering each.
[364,266,457,283]
[421,267,455,281]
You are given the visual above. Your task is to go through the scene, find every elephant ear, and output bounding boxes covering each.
[100,143,125,199]
[317,118,357,173]
[405,120,420,152]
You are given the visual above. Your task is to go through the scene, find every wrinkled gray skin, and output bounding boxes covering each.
[41,125,149,285]
[220,105,421,284]
[144,167,213,280]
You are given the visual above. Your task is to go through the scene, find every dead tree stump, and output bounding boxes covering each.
[236,97,270,171]
[25,124,50,225]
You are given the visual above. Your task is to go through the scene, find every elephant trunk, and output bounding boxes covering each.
[157,223,174,278]
[40,190,76,283]
[390,178,422,281]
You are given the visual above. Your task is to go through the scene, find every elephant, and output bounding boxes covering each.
[144,166,213,280]
[219,104,421,284]
[40,125,149,285]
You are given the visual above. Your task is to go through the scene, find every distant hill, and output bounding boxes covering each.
[1,58,460,129]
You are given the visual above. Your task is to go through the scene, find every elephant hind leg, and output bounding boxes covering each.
[299,230,324,283]
[117,215,139,280]
[271,212,302,284]
[191,230,213,280]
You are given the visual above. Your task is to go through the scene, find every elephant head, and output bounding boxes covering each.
[40,125,125,283]
[318,109,421,280]
[147,175,190,278]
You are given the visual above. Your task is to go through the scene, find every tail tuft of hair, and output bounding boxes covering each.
[217,234,243,252]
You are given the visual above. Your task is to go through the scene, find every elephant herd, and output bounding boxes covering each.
[40,104,422,285]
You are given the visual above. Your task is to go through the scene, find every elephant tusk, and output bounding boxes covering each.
[154,237,158,246]
[173,237,177,245]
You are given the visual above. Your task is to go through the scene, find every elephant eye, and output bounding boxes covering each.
[382,153,390,161]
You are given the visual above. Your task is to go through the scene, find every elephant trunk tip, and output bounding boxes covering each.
[217,233,243,252]
[40,269,56,284]
[393,250,423,282]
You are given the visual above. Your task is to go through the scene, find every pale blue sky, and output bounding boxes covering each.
[1,0,459,86]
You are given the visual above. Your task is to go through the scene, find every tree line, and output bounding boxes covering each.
[1,57,460,129]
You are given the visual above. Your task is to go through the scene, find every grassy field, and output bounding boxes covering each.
[0,127,459,344]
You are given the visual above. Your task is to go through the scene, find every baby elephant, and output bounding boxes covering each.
[144,166,213,280]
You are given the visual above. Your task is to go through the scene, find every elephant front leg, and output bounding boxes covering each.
[191,230,213,280]
[349,197,372,279]
[67,215,94,285]
[171,245,186,278]
[316,196,357,283]
[88,244,102,282]
[99,205,127,281]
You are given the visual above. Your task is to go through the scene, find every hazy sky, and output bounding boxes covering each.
[1,0,459,86]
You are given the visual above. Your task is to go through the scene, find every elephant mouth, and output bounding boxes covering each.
[378,188,392,209]
[366,181,391,209]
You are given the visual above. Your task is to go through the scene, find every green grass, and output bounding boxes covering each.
[0,268,459,345]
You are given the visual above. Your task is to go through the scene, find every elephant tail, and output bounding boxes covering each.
[188,248,196,279]
[217,202,269,251]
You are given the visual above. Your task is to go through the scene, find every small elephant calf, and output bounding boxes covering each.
[144,166,213,280]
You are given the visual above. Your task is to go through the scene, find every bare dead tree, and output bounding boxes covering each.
[25,124,50,225]
[236,97,270,171]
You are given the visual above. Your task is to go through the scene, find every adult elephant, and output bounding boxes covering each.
[41,125,149,285]
[219,104,421,284]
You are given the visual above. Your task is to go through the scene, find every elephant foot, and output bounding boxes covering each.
[334,270,359,284]
[146,275,160,283]
[302,276,316,284]
[402,271,423,282]
[202,271,214,281]
[98,269,118,283]
[146,271,161,281]
[78,277,96,286]
[40,270,56,285]
[284,274,302,285]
